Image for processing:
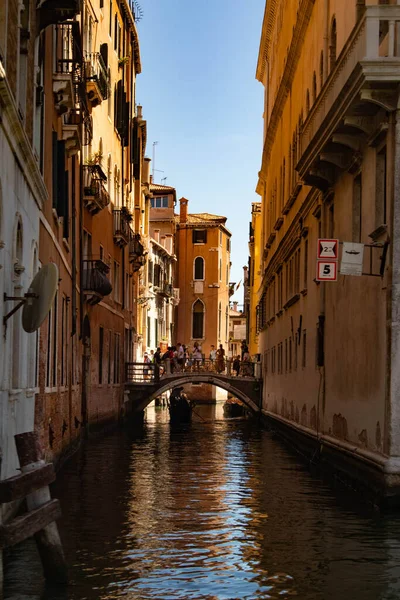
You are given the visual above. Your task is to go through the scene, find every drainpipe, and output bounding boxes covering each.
[121,19,126,309]
[71,157,76,337]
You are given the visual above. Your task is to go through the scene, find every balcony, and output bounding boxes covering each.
[157,282,173,298]
[297,5,400,190]
[85,53,108,107]
[113,209,131,247]
[83,165,110,214]
[82,259,112,305]
[171,288,180,305]
[129,233,147,272]
[38,0,80,32]
[53,22,81,115]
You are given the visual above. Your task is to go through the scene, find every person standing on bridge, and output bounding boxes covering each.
[216,344,225,374]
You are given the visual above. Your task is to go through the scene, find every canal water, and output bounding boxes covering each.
[4,403,400,600]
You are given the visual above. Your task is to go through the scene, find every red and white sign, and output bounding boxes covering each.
[317,239,339,259]
[316,261,337,281]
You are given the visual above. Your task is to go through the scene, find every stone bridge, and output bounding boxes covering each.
[124,361,263,416]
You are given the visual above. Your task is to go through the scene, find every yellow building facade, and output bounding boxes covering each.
[248,202,262,356]
[255,0,400,502]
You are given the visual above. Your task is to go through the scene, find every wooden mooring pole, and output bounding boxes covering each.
[0,432,68,594]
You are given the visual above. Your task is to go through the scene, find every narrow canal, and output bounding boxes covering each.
[5,404,400,599]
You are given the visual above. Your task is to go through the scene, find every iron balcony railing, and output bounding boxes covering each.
[85,52,108,100]
[113,209,131,245]
[82,259,112,302]
[54,22,82,74]
[83,165,110,213]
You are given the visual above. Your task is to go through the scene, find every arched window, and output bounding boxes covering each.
[330,17,337,71]
[192,299,204,339]
[194,256,204,280]
[306,89,310,114]
[312,72,317,103]
[319,51,324,89]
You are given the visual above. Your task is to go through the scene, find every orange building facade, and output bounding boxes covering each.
[33,0,148,464]
[175,198,232,357]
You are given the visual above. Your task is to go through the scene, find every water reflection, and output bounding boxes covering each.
[4,404,400,599]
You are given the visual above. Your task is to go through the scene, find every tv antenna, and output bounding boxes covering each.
[152,141,158,179]
[131,1,143,22]
[3,263,59,332]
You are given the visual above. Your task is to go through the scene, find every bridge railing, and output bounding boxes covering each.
[125,362,160,383]
[125,359,261,383]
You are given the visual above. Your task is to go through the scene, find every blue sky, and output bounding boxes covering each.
[136,0,265,305]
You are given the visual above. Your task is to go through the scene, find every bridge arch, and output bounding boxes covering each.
[126,373,262,415]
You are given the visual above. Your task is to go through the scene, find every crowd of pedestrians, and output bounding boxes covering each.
[143,340,254,377]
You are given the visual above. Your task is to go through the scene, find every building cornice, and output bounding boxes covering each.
[256,0,278,83]
[257,0,315,186]
[119,0,142,74]
[0,65,48,210]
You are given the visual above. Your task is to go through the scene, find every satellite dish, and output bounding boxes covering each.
[22,263,59,333]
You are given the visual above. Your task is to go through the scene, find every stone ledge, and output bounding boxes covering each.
[261,410,400,507]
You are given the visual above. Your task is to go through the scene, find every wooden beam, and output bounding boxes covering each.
[0,464,55,503]
[0,499,61,549]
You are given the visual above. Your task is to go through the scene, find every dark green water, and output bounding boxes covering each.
[4,404,400,599]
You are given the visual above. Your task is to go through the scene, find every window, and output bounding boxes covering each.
[154,263,161,287]
[113,333,120,383]
[147,316,151,348]
[303,239,308,289]
[113,261,120,302]
[193,229,207,244]
[109,0,112,36]
[219,231,222,245]
[353,174,362,242]
[194,256,204,280]
[225,306,229,342]
[330,18,337,71]
[192,300,204,339]
[312,71,317,103]
[108,330,112,384]
[46,305,52,388]
[302,331,307,368]
[376,146,387,226]
[285,339,288,373]
[83,230,92,259]
[319,51,324,89]
[125,273,129,310]
[61,296,68,386]
[148,260,154,284]
[99,327,104,384]
[218,302,222,339]
[219,257,222,281]
[226,238,231,252]
[151,196,169,208]
[100,0,104,8]
[51,293,58,387]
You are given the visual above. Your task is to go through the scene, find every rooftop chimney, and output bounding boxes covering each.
[233,301,238,311]
[137,105,143,119]
[154,229,160,243]
[179,197,188,224]
[143,157,151,185]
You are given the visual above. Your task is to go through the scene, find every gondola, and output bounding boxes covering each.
[168,387,193,424]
